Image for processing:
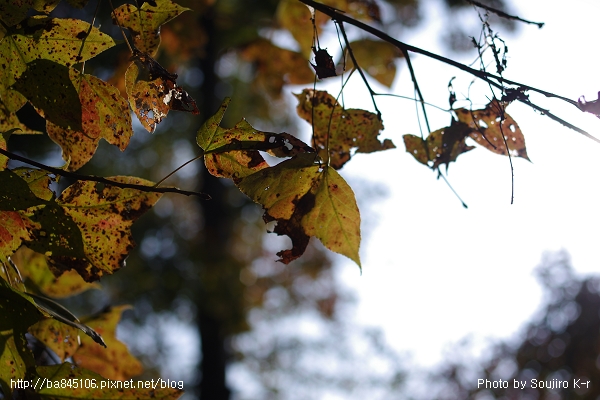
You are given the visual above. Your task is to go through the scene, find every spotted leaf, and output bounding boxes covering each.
[295,89,394,169]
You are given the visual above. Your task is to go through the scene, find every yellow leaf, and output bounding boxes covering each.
[295,89,394,169]
[238,154,361,267]
[29,318,80,362]
[112,0,190,56]
[73,306,142,381]
[343,39,402,87]
[55,177,162,281]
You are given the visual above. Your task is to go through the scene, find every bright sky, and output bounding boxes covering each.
[331,0,600,370]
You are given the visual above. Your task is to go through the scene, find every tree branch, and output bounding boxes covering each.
[0,148,211,199]
[465,0,545,28]
[298,0,598,141]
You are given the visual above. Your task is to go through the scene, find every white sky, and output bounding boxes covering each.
[329,0,600,369]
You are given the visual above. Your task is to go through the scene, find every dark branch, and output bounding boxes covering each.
[298,0,597,142]
[0,148,210,199]
[465,0,545,28]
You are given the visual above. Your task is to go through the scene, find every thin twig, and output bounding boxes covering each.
[337,21,381,120]
[298,0,595,140]
[0,148,210,199]
[465,0,545,28]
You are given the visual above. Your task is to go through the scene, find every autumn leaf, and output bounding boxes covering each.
[112,0,190,55]
[342,39,402,87]
[0,17,115,104]
[125,51,198,132]
[35,362,183,399]
[14,59,83,131]
[11,246,99,298]
[238,154,361,267]
[295,89,395,169]
[72,306,143,381]
[29,318,80,362]
[240,39,315,98]
[403,119,475,170]
[44,177,161,281]
[47,69,133,171]
[197,98,314,181]
[455,100,530,160]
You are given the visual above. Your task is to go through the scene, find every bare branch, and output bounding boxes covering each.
[0,148,210,199]
[465,0,545,28]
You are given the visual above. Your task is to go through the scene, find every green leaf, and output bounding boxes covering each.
[238,154,361,267]
[0,169,49,211]
[112,0,190,55]
[455,99,530,160]
[32,0,61,14]
[12,167,55,202]
[342,39,402,87]
[55,177,162,281]
[0,276,43,332]
[73,306,143,381]
[295,89,394,169]
[47,70,133,171]
[35,362,183,399]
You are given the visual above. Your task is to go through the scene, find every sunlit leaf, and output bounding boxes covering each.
[73,306,143,381]
[455,100,529,160]
[197,98,313,182]
[342,39,402,87]
[112,0,190,55]
[29,318,80,362]
[11,246,100,298]
[55,176,162,281]
[240,39,315,98]
[125,52,198,132]
[295,89,394,169]
[47,70,133,171]
[0,17,115,105]
[238,154,361,266]
[35,362,183,399]
[0,212,32,264]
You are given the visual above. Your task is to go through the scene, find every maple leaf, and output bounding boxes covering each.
[112,0,190,56]
[197,97,314,182]
[0,16,115,106]
[46,69,133,171]
[238,154,361,266]
[72,306,142,380]
[295,89,395,169]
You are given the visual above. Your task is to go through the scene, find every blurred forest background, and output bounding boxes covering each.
[9,0,600,399]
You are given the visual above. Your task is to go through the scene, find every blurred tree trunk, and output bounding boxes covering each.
[196,5,232,399]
